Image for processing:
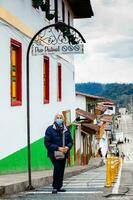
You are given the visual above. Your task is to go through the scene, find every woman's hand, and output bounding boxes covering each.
[64,146,69,153]
[58,146,69,153]
[58,147,65,153]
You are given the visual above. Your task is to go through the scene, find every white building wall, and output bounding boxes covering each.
[119,107,126,115]
[104,105,116,115]
[0,0,76,160]
[0,0,74,32]
[0,27,28,159]
[0,0,45,32]
[75,95,86,110]
[75,126,81,152]
[81,135,83,154]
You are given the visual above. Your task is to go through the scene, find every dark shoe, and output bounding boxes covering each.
[52,189,58,194]
[57,188,66,192]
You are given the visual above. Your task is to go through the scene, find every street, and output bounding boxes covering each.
[120,114,133,162]
[116,114,133,200]
[2,166,107,200]
[109,114,133,200]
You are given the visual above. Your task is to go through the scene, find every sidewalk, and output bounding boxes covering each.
[0,158,102,196]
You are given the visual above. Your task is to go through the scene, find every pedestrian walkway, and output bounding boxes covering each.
[2,165,106,200]
[28,166,105,193]
[0,158,102,196]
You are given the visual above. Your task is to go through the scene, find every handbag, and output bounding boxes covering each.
[54,131,65,160]
[54,150,65,160]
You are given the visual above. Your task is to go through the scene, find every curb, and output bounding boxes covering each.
[103,186,129,198]
[0,162,101,197]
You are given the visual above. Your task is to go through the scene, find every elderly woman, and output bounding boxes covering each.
[44,114,73,194]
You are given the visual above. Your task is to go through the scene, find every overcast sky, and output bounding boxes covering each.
[74,0,133,83]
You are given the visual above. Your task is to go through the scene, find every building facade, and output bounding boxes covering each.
[75,93,99,165]
[0,0,93,174]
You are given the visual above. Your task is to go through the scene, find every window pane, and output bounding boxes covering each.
[62,0,65,22]
[11,49,17,66]
[57,63,62,102]
[54,0,58,22]
[12,81,17,98]
[43,56,50,104]
[11,39,22,106]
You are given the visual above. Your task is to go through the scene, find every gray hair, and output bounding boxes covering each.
[54,113,64,122]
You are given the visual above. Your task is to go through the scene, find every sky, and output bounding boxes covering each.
[74,0,133,83]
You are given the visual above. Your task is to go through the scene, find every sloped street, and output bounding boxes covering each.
[2,165,106,200]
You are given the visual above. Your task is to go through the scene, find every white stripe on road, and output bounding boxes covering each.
[67,179,105,182]
[64,185,104,188]
[63,180,105,185]
[112,159,122,194]
[64,180,105,183]
[25,191,103,194]
[64,184,104,187]
[64,179,91,181]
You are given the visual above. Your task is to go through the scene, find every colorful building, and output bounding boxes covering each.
[0,0,93,174]
[75,91,116,161]
[76,92,105,113]
[75,93,99,165]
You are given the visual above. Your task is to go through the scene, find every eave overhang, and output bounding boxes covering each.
[100,115,113,123]
[81,123,99,134]
[67,0,94,19]
[95,105,107,112]
[76,92,105,101]
[76,108,96,122]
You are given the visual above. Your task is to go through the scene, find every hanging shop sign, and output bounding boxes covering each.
[31,23,85,55]
[32,44,84,55]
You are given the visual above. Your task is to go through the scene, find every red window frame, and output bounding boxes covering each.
[57,63,62,102]
[43,56,50,104]
[10,39,22,106]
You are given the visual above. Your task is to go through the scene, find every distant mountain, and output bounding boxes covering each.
[75,82,133,108]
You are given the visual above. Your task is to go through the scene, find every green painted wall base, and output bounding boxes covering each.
[0,124,76,174]
[0,138,52,174]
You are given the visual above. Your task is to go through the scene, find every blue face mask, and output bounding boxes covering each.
[55,119,63,126]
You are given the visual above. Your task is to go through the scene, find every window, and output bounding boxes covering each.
[54,0,58,23]
[68,11,70,26]
[108,106,113,110]
[11,39,22,106]
[57,63,62,102]
[45,0,51,20]
[43,56,50,104]
[62,0,65,22]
